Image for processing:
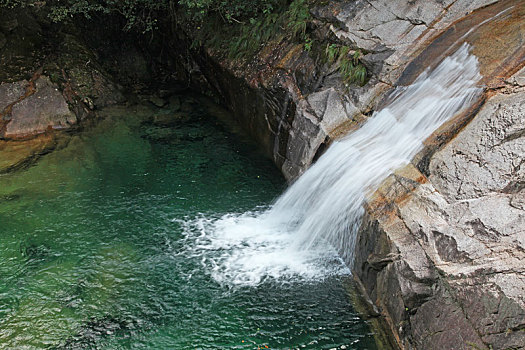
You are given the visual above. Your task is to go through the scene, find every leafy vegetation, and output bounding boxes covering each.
[0,0,284,32]
[286,0,311,40]
[0,0,368,86]
[0,0,313,55]
[178,0,280,22]
[325,44,368,86]
[0,0,169,32]
[0,0,34,8]
[222,0,312,59]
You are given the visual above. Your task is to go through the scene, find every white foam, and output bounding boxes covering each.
[176,211,350,287]
[175,44,482,287]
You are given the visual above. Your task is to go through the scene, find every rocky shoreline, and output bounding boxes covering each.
[1,1,524,349]
[185,1,524,348]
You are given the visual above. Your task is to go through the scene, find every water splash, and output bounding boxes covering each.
[177,211,350,287]
[180,44,482,287]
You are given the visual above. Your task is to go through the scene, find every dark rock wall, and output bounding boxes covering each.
[189,41,324,176]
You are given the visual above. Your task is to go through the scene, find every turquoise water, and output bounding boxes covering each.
[0,97,377,349]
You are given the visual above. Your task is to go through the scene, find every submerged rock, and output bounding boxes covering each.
[152,112,189,126]
[0,134,57,173]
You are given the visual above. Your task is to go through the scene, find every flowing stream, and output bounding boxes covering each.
[195,44,482,285]
[0,45,481,349]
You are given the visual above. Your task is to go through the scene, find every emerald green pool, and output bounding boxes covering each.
[0,96,377,349]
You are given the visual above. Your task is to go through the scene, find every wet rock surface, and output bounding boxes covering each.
[193,1,523,347]
[191,0,501,180]
[353,58,525,350]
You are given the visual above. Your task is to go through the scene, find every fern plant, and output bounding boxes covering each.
[286,0,311,40]
[325,44,368,86]
[225,0,313,59]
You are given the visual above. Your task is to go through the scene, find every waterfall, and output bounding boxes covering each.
[268,43,482,260]
[180,44,482,287]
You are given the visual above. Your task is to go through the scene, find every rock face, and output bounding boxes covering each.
[186,0,524,349]
[0,8,124,171]
[1,76,76,138]
[353,67,525,350]
[191,0,499,180]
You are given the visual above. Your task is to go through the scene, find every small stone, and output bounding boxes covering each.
[149,95,167,107]
[507,66,525,87]
[82,96,95,110]
[510,193,525,210]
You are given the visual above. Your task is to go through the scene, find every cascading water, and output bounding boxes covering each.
[181,44,482,287]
